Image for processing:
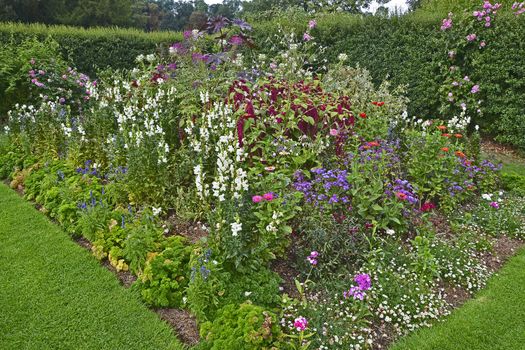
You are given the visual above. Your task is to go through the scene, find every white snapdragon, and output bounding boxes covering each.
[231,221,242,237]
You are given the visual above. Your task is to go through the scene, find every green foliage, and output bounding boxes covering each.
[501,172,525,196]
[133,236,192,307]
[123,221,164,274]
[198,303,282,350]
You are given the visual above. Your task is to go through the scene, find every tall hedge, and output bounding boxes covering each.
[0,22,182,77]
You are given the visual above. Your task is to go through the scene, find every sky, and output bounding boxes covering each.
[203,0,409,12]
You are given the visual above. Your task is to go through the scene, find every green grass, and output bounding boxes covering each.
[390,246,525,350]
[0,183,183,350]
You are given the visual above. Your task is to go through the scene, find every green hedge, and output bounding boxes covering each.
[253,11,525,149]
[0,22,182,77]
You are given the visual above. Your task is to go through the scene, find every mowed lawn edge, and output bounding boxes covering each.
[390,244,525,350]
[0,183,184,350]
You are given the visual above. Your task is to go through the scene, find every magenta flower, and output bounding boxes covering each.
[263,192,274,201]
[252,195,263,203]
[229,35,243,46]
[307,251,319,265]
[354,273,371,291]
[490,201,500,209]
[471,85,480,94]
[303,32,313,41]
[329,128,339,136]
[467,33,477,42]
[293,317,308,331]
[308,19,317,29]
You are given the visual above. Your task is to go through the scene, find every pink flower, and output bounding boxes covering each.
[303,32,313,41]
[293,317,308,331]
[263,193,274,201]
[490,201,500,209]
[480,41,486,48]
[440,18,453,30]
[308,20,317,29]
[466,33,477,42]
[329,128,339,136]
[252,195,263,203]
[471,85,480,94]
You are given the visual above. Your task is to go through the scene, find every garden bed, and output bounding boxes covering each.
[1,3,525,349]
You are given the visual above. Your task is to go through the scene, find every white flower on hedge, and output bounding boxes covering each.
[136,54,144,62]
[338,53,348,62]
[146,54,156,62]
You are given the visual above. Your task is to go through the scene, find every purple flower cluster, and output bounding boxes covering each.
[76,160,100,177]
[343,273,372,301]
[307,251,319,265]
[386,179,419,205]
[355,139,401,171]
[293,168,351,210]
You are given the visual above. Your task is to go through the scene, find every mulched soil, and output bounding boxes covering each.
[155,308,200,346]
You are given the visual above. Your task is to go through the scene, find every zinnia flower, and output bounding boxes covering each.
[263,192,275,201]
[396,192,408,200]
[441,147,449,152]
[252,195,263,203]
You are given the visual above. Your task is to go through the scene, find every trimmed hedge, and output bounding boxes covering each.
[0,22,182,77]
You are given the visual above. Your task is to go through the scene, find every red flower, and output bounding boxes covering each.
[359,112,367,119]
[442,133,451,138]
[455,151,466,158]
[421,202,436,212]
[371,101,378,106]
[454,133,463,138]
[367,141,380,147]
[441,147,449,152]
[437,125,447,131]
[377,101,385,107]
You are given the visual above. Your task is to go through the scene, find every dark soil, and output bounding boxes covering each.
[482,236,523,272]
[166,215,208,243]
[271,250,301,299]
[155,308,200,346]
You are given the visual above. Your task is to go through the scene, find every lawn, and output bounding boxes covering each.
[0,183,183,350]
[391,246,525,350]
